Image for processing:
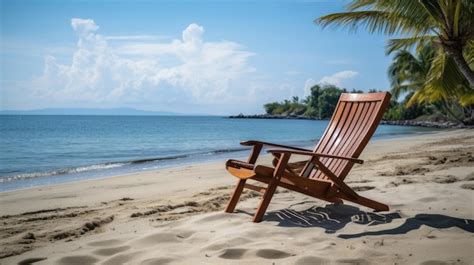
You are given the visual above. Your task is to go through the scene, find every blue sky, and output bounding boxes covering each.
[1,0,394,115]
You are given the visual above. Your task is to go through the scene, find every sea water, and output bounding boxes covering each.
[0,115,441,191]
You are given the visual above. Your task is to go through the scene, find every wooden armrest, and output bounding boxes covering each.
[267,149,359,199]
[240,140,312,152]
[267,149,363,164]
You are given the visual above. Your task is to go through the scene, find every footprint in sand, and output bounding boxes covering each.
[336,258,370,265]
[57,255,99,265]
[140,257,174,265]
[93,245,131,256]
[218,248,293,260]
[101,251,143,265]
[202,237,252,251]
[134,232,182,246]
[460,183,474,190]
[418,197,438,203]
[433,175,458,184]
[102,254,132,265]
[218,248,248,259]
[420,261,456,265]
[295,256,330,265]
[87,239,123,247]
[18,257,47,265]
[255,249,293,259]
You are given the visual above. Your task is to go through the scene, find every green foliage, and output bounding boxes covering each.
[315,0,474,86]
[317,85,347,119]
[264,84,347,119]
[264,99,307,116]
[388,43,473,124]
[383,101,405,120]
[263,85,442,122]
[314,0,474,124]
[263,102,281,114]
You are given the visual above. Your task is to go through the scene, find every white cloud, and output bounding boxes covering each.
[71,18,99,36]
[32,19,256,106]
[303,70,359,96]
[318,70,358,87]
[303,78,317,96]
[182,23,203,44]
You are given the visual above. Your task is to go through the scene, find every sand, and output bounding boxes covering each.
[1,129,473,265]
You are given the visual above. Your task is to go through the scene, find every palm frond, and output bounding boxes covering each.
[315,10,430,36]
[419,0,446,27]
[316,0,474,90]
[408,49,471,106]
[347,0,377,10]
[459,92,474,106]
[386,36,436,54]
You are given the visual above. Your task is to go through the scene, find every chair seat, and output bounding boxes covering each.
[226,159,254,169]
[226,159,333,196]
[225,159,256,179]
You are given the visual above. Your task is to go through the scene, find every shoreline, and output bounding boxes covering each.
[0,129,466,203]
[0,129,456,204]
[1,128,446,193]
[228,114,472,129]
[1,129,473,264]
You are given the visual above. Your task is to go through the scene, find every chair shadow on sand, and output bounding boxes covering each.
[259,204,474,238]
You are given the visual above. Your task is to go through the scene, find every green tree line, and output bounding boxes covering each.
[310,0,474,125]
[263,82,471,123]
[264,85,366,120]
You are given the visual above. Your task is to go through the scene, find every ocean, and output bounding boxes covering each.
[0,115,441,191]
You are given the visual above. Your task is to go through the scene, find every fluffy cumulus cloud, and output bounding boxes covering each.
[33,18,256,106]
[318,70,358,87]
[303,70,359,96]
[303,78,317,96]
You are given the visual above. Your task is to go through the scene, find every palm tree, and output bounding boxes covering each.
[388,43,473,124]
[315,0,474,86]
[388,44,435,99]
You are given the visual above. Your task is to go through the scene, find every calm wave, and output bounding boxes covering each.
[0,115,441,191]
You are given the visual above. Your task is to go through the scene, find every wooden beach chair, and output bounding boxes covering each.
[224,92,392,222]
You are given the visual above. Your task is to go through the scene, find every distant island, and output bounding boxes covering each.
[229,84,472,129]
[0,107,182,116]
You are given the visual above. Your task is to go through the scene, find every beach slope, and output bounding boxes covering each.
[1,129,473,264]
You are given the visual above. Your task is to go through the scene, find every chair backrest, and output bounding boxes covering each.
[301,92,391,181]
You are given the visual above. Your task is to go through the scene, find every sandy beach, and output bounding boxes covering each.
[1,129,473,265]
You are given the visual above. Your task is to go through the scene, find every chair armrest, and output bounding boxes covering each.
[240,140,312,152]
[267,149,360,199]
[266,149,363,164]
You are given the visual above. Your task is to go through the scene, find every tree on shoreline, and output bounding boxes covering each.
[315,0,474,87]
[389,43,473,124]
[264,85,363,119]
[262,83,470,123]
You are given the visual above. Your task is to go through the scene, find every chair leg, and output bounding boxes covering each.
[338,192,389,212]
[252,178,279,223]
[357,195,389,212]
[225,179,246,213]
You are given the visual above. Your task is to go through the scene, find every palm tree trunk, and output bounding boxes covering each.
[441,100,464,124]
[443,45,474,86]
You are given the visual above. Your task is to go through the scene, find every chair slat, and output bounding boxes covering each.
[301,100,348,178]
[302,93,390,182]
[312,101,354,180]
[336,101,381,180]
[316,101,351,154]
[330,101,373,178]
[328,102,367,178]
